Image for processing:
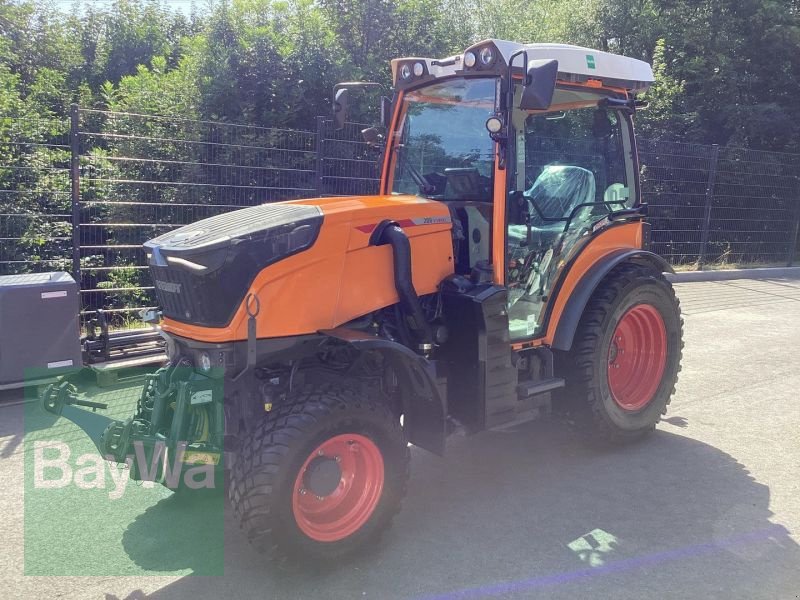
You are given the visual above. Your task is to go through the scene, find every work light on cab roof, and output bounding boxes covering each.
[390,39,654,91]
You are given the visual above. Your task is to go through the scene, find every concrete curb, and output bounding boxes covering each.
[667,266,800,283]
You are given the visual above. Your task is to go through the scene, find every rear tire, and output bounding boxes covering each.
[560,264,683,442]
[229,384,409,562]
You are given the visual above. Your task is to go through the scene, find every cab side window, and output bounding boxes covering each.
[524,109,629,210]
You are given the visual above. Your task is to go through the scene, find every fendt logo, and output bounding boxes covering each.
[155,280,182,294]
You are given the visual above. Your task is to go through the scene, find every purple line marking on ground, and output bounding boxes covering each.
[417,523,791,600]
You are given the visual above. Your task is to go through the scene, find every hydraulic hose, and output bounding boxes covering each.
[372,222,434,352]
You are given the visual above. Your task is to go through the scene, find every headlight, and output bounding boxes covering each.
[413,62,425,77]
[479,46,495,66]
[463,51,476,68]
[400,64,412,80]
[198,351,211,372]
[166,256,208,272]
[485,115,503,134]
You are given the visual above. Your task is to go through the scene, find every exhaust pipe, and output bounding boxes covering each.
[371,222,434,352]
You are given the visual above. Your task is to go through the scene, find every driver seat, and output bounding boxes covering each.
[507,165,596,248]
[526,165,596,227]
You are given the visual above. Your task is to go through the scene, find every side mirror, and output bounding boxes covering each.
[333,88,349,130]
[519,59,558,111]
[361,126,384,148]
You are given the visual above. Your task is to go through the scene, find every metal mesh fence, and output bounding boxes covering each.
[638,139,719,266]
[709,147,800,265]
[316,118,381,197]
[1,107,798,332]
[640,140,800,266]
[76,108,317,329]
[0,115,72,276]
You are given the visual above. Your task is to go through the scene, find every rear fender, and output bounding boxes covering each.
[320,328,447,455]
[551,250,673,352]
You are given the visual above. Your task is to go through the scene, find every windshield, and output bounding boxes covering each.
[391,78,497,200]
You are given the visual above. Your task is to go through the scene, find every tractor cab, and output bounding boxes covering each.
[381,41,652,340]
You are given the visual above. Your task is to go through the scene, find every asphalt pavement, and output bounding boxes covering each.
[1,278,799,599]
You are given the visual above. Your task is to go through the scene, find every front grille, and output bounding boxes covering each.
[152,260,254,326]
[147,204,323,327]
[151,265,203,324]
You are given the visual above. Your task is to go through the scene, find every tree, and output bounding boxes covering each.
[638,38,693,139]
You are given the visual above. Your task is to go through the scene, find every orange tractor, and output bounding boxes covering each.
[44,40,682,561]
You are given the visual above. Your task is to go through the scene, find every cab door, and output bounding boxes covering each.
[503,97,636,341]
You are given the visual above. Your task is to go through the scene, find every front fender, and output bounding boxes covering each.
[320,328,447,455]
[551,249,673,352]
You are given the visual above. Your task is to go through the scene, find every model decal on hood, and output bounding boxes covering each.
[355,216,451,234]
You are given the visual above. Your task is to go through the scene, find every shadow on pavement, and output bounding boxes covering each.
[121,491,226,576]
[115,418,799,599]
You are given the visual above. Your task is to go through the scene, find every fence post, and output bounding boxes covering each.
[697,144,720,268]
[788,173,800,267]
[314,116,326,197]
[69,103,81,284]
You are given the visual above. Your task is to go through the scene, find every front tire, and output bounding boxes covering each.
[560,264,683,442]
[229,384,409,562]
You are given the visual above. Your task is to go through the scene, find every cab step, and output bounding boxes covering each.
[517,377,565,398]
[488,378,563,431]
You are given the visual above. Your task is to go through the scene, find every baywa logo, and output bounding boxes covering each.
[33,440,217,499]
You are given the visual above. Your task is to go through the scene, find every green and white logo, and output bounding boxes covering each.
[586,54,596,69]
[23,367,225,576]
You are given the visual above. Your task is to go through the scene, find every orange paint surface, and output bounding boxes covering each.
[161,195,454,342]
[511,221,644,349]
[492,146,507,285]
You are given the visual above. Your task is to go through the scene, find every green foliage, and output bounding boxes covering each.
[638,39,694,139]
[1,0,797,144]
[95,263,149,309]
[109,55,201,117]
[0,0,798,292]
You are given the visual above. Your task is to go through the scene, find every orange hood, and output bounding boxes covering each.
[158,194,456,342]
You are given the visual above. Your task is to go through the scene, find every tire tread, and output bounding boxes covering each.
[563,263,684,442]
[229,383,409,563]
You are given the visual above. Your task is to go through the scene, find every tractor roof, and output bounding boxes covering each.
[392,39,654,94]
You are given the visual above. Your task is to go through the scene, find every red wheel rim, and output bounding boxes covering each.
[292,433,384,542]
[607,303,668,411]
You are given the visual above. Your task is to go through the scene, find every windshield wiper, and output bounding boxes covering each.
[396,145,435,196]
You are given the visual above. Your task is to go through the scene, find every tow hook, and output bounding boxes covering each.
[41,380,126,460]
